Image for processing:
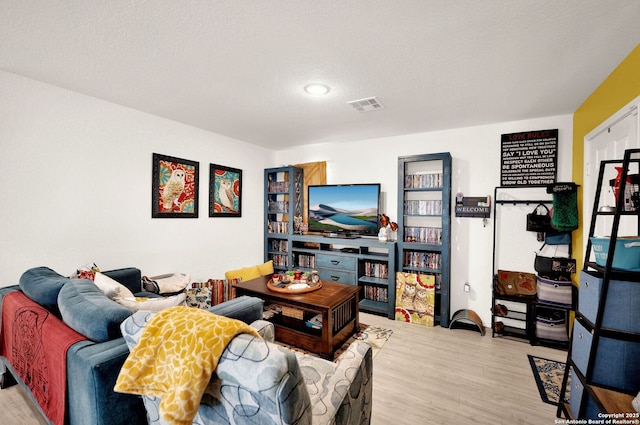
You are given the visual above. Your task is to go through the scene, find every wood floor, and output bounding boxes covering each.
[0,384,49,425]
[362,312,565,425]
[0,312,566,425]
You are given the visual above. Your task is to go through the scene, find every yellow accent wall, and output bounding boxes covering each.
[572,44,640,267]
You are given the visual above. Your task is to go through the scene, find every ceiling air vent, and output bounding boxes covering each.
[346,97,384,112]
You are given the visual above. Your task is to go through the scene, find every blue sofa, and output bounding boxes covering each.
[0,266,263,425]
[120,311,373,425]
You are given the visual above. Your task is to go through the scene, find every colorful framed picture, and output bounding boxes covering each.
[209,164,242,217]
[152,153,199,218]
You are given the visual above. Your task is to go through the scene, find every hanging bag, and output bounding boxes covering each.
[547,183,579,232]
[544,230,572,245]
[534,244,576,275]
[534,255,576,274]
[526,203,552,232]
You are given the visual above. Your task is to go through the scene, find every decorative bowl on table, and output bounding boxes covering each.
[268,271,322,293]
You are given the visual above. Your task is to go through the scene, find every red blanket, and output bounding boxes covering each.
[1,291,87,425]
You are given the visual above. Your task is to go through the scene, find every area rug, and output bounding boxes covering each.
[277,323,393,362]
[528,354,570,405]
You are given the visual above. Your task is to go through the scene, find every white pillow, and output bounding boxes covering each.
[117,293,186,312]
[147,273,191,294]
[93,272,135,300]
[94,272,186,312]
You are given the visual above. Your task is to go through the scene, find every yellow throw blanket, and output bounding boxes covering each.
[114,306,260,425]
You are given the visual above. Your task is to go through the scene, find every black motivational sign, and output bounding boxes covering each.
[501,129,558,186]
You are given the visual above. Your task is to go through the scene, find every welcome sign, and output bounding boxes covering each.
[501,129,558,186]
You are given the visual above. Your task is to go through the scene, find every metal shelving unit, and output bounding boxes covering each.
[557,148,640,419]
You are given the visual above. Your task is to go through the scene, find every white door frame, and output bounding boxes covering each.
[585,95,640,141]
[584,95,640,252]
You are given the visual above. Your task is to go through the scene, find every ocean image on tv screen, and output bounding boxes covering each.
[308,185,379,234]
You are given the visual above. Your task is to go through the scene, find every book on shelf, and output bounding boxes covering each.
[363,261,388,278]
[267,181,290,192]
[404,172,443,189]
[403,200,443,215]
[403,252,441,269]
[268,221,289,233]
[363,285,389,303]
[269,254,288,268]
[269,239,289,252]
[296,254,315,268]
[403,226,442,244]
[268,200,289,213]
[305,313,322,330]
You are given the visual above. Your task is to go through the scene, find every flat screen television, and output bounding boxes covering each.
[307,184,380,237]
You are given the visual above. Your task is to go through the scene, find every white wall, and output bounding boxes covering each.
[0,70,573,326]
[0,71,272,285]
[275,115,574,325]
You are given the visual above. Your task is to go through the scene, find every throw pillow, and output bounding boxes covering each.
[94,271,136,300]
[225,265,261,282]
[143,273,191,294]
[185,283,212,309]
[117,293,186,312]
[94,272,185,312]
[257,260,274,276]
[19,267,69,310]
[73,262,100,281]
[58,278,132,342]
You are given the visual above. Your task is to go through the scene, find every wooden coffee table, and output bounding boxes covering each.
[235,275,360,359]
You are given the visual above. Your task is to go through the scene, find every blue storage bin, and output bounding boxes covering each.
[571,320,593,375]
[568,368,603,420]
[568,367,584,419]
[571,319,640,392]
[579,271,640,333]
[590,236,640,271]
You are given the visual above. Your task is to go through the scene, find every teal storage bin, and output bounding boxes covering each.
[590,236,640,271]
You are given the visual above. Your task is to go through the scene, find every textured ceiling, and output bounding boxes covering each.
[2,1,639,149]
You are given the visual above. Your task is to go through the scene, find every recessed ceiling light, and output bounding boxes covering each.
[304,83,330,95]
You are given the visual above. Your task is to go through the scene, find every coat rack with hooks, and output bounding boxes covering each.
[491,185,575,348]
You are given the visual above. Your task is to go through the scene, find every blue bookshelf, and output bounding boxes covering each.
[397,152,452,327]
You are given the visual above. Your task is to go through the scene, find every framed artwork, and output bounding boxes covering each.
[152,153,199,218]
[209,163,242,217]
